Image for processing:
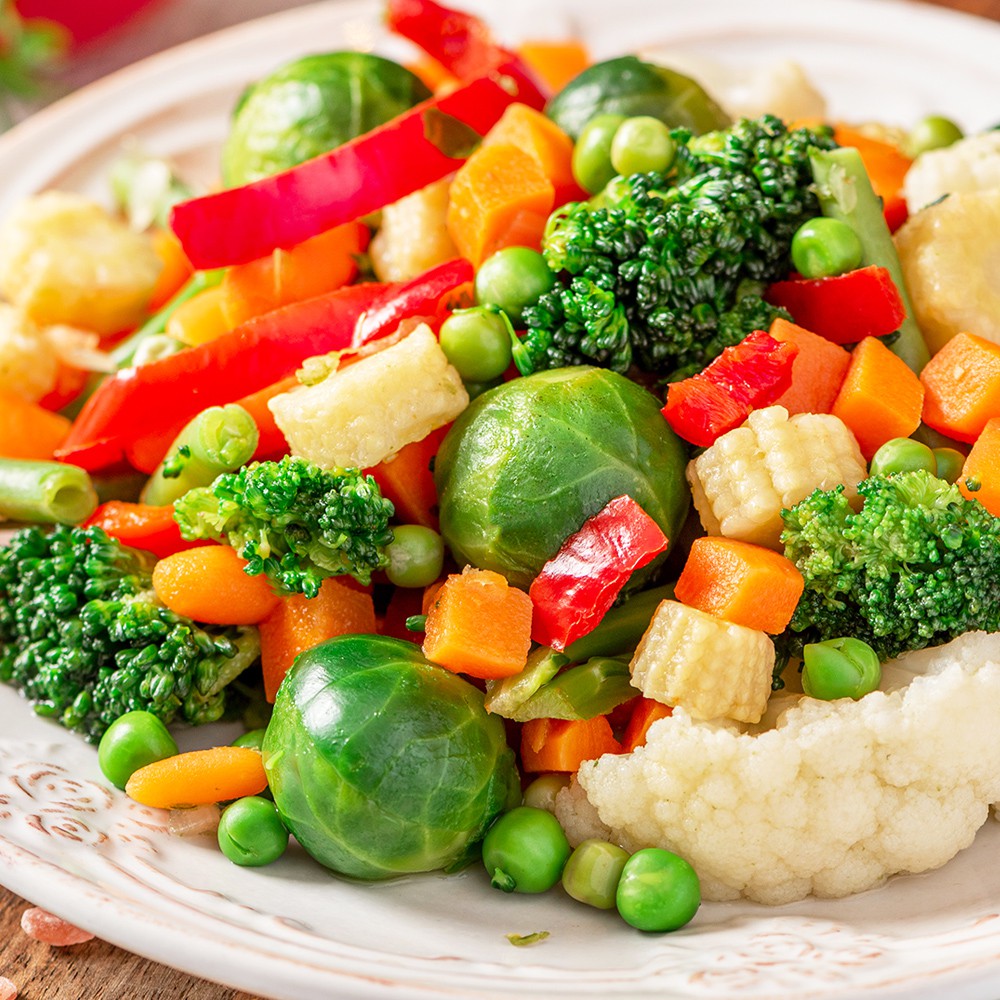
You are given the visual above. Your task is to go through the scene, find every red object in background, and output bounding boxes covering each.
[16,0,166,47]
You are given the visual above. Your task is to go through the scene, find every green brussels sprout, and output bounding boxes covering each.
[262,634,520,880]
[434,367,690,589]
[546,55,730,141]
[222,52,432,186]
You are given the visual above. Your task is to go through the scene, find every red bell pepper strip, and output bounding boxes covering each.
[386,0,547,94]
[529,495,668,652]
[662,330,799,448]
[170,63,543,270]
[353,257,473,348]
[84,501,204,560]
[57,282,387,472]
[765,264,906,346]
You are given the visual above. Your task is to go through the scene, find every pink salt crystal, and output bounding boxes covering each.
[0,975,17,1000]
[20,907,95,946]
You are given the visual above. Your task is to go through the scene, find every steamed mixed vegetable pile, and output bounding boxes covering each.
[3,0,1000,929]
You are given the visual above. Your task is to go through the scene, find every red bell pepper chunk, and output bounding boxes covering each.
[58,282,387,472]
[386,0,547,93]
[661,330,799,448]
[529,495,668,652]
[353,258,473,348]
[84,501,204,560]
[170,63,543,270]
[765,264,906,346]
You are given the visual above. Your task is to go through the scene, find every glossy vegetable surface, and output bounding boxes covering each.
[222,53,431,186]
[545,55,729,140]
[262,634,520,879]
[434,366,689,589]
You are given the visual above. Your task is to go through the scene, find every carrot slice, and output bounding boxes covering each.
[920,331,1000,444]
[259,578,376,702]
[367,424,450,529]
[152,544,280,625]
[674,536,805,634]
[220,221,369,328]
[520,715,622,773]
[446,142,555,266]
[0,390,72,460]
[768,317,852,415]
[620,697,673,753]
[148,228,194,311]
[422,566,533,678]
[481,102,584,205]
[831,336,924,460]
[125,746,267,808]
[516,40,590,94]
[959,417,1000,516]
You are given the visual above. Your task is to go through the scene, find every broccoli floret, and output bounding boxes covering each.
[520,115,836,377]
[173,455,394,598]
[780,469,1000,660]
[0,524,260,743]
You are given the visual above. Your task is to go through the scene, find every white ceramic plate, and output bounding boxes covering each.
[3,1,1000,997]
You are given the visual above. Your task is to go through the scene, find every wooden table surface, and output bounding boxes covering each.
[2,0,1000,996]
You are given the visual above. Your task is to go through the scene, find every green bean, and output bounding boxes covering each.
[141,403,259,506]
[0,458,98,524]
[562,839,630,909]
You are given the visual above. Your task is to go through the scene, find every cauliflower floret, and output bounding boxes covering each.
[903,130,1000,211]
[560,632,1000,904]
[0,303,59,402]
[894,189,1000,352]
[369,179,459,283]
[0,191,161,335]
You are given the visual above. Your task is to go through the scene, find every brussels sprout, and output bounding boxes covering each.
[546,55,730,141]
[262,634,520,880]
[222,52,432,186]
[434,367,690,589]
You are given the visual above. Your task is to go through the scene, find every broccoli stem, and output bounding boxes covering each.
[110,268,224,370]
[0,458,98,524]
[141,403,259,506]
[808,146,930,372]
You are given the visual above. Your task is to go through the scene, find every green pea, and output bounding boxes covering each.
[869,437,936,477]
[790,217,864,278]
[474,247,555,326]
[572,113,627,194]
[615,847,701,932]
[482,806,571,893]
[908,115,963,157]
[439,308,513,382]
[802,637,881,701]
[562,839,630,909]
[522,773,570,813]
[933,446,966,484]
[232,728,267,751]
[610,116,676,177]
[385,524,445,588]
[98,710,179,790]
[217,796,289,867]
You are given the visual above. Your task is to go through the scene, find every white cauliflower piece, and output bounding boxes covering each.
[687,406,867,549]
[369,179,459,283]
[903,130,1000,211]
[562,632,1000,905]
[0,191,161,335]
[894,189,1000,352]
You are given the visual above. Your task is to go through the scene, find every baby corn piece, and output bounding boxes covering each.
[629,599,774,724]
[270,323,469,470]
[687,405,866,549]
